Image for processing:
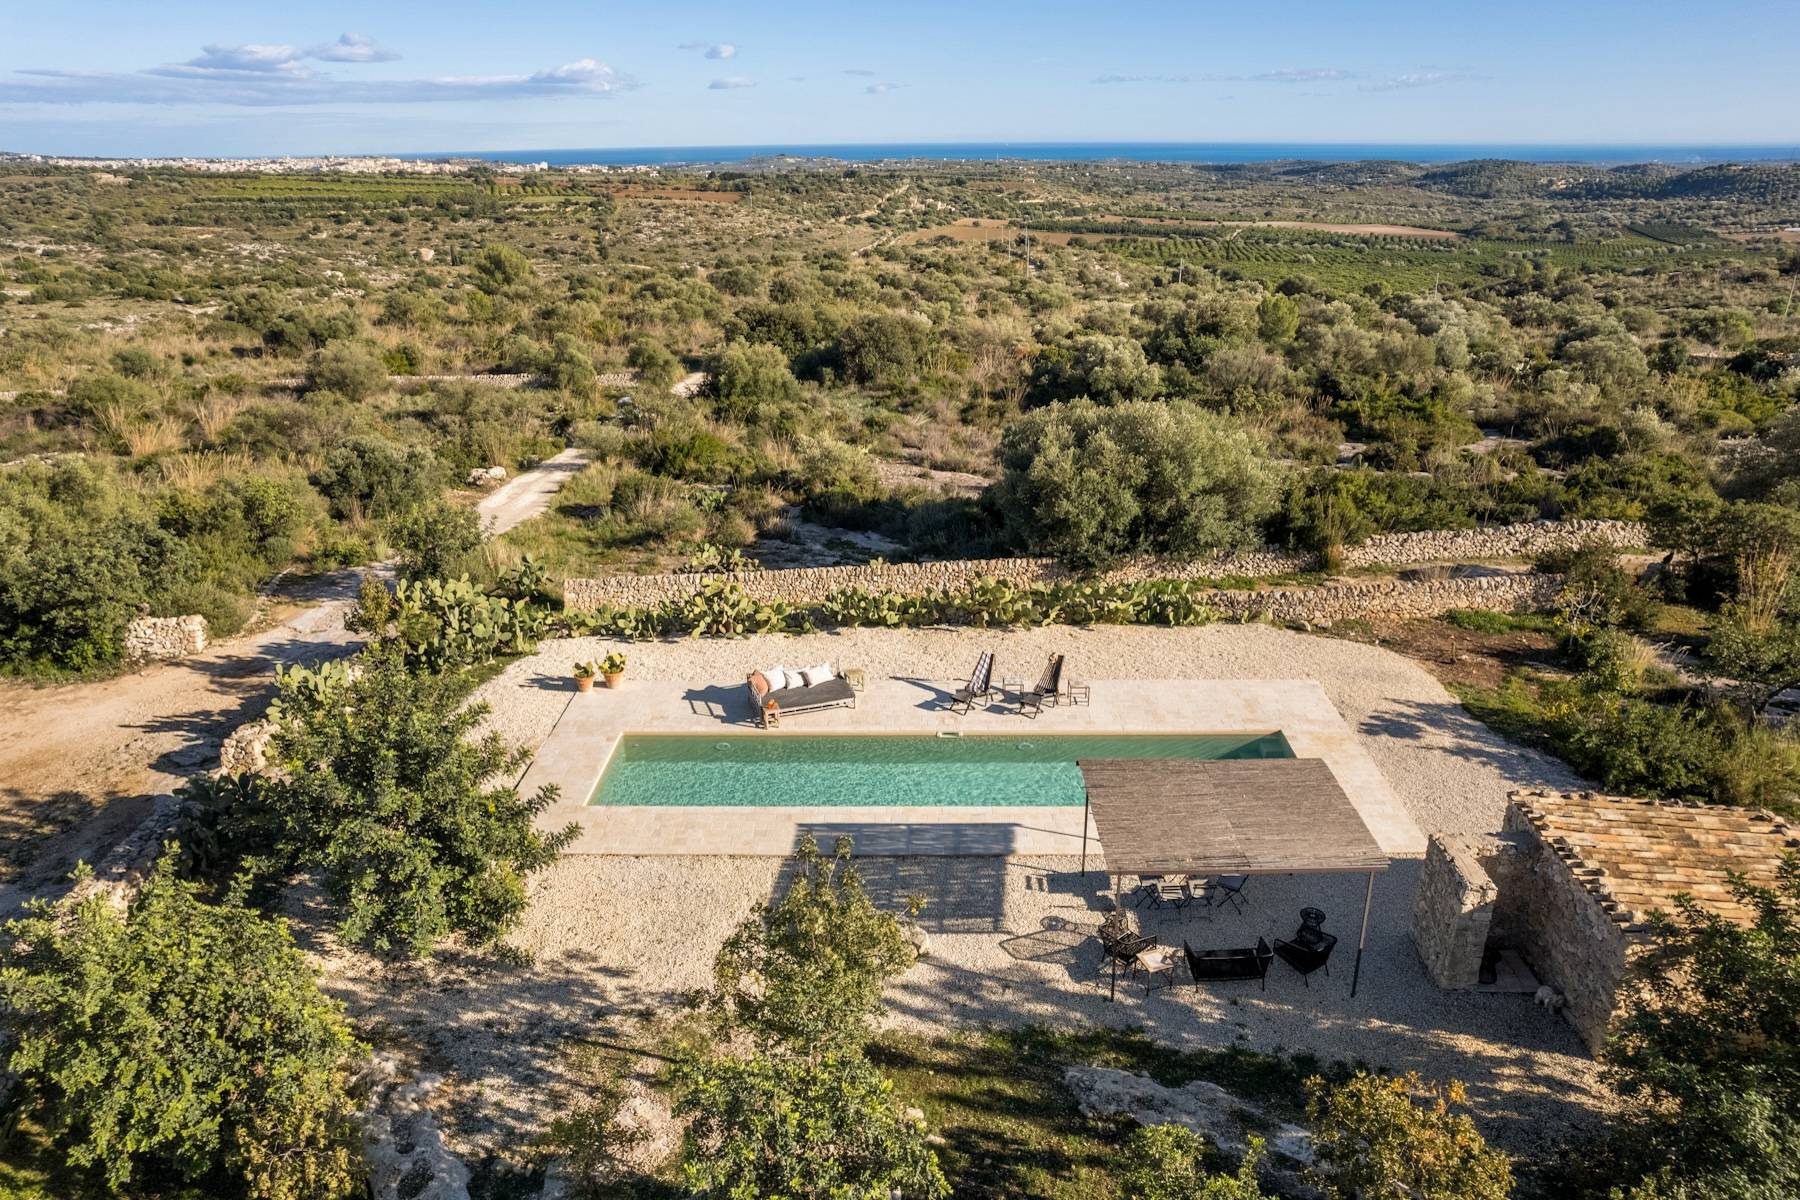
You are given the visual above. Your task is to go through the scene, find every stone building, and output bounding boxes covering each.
[1411,789,1798,1052]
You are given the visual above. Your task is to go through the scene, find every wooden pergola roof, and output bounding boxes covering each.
[1077,758,1389,877]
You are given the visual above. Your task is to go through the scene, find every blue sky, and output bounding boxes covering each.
[1,1,1795,155]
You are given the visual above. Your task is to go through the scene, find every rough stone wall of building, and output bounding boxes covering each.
[1410,834,1502,989]
[123,614,208,663]
[563,519,1640,612]
[1501,805,1635,1053]
[1410,831,1537,989]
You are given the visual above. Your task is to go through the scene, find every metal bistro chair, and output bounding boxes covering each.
[1191,874,1249,915]
[1150,875,1192,911]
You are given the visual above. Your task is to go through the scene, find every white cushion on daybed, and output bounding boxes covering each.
[799,663,834,687]
[763,666,790,691]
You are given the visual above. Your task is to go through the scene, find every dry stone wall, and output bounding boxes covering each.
[564,519,1641,613]
[123,614,208,663]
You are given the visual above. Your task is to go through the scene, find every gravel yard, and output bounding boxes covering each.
[305,624,1602,1162]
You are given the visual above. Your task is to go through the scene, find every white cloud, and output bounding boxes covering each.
[1359,71,1479,92]
[1250,67,1353,83]
[1,45,636,106]
[708,76,755,90]
[1093,67,1353,86]
[865,82,898,94]
[678,41,736,59]
[309,33,399,64]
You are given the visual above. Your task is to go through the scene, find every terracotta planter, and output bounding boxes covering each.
[603,672,624,689]
[575,675,595,693]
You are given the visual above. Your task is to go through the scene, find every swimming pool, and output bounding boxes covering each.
[589,732,1293,808]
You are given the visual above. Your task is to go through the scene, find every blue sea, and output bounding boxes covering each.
[405,142,1800,167]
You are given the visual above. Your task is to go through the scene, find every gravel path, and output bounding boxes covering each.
[310,624,1601,1162]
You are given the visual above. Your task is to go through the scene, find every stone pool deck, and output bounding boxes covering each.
[518,676,1425,858]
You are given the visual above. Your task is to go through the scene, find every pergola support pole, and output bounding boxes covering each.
[1080,786,1091,876]
[1351,869,1375,998]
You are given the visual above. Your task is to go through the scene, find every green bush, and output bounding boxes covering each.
[389,499,483,582]
[1117,1127,1268,1200]
[0,858,364,1199]
[244,648,577,955]
[1596,860,1800,1199]
[673,1049,949,1200]
[306,341,388,402]
[1306,1072,1512,1200]
[309,435,438,520]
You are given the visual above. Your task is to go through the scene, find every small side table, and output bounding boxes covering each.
[1131,945,1179,993]
[1065,681,1091,706]
[844,668,866,691]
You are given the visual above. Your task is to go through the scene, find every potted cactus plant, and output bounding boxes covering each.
[573,661,598,693]
[600,651,627,689]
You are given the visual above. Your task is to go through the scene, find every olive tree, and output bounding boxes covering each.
[994,399,1283,570]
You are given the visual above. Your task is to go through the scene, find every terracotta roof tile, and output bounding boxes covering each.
[1509,789,1796,929]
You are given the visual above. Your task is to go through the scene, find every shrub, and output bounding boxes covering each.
[1117,1127,1268,1200]
[1599,858,1800,1199]
[1305,1072,1512,1200]
[673,1049,949,1200]
[0,858,364,1198]
[389,498,483,582]
[707,340,802,422]
[626,338,682,391]
[251,648,577,955]
[713,835,918,1055]
[307,341,389,402]
[309,435,437,520]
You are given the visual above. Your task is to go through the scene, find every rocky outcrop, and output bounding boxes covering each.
[359,1055,472,1200]
[123,614,208,663]
[564,519,1643,612]
[1063,1065,1313,1189]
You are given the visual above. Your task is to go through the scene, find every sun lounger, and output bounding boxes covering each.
[1017,654,1065,718]
[948,650,996,715]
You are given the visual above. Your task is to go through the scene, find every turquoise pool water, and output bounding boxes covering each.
[589,732,1293,808]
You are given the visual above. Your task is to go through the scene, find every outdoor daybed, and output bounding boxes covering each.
[748,665,857,728]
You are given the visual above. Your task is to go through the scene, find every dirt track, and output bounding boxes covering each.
[0,451,596,911]
[0,573,365,908]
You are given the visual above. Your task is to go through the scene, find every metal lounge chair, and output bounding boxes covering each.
[948,650,996,715]
[1149,876,1192,910]
[1017,653,1065,718]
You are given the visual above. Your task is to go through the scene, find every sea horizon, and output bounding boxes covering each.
[397,140,1800,168]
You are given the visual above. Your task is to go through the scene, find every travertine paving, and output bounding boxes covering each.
[518,675,1425,858]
